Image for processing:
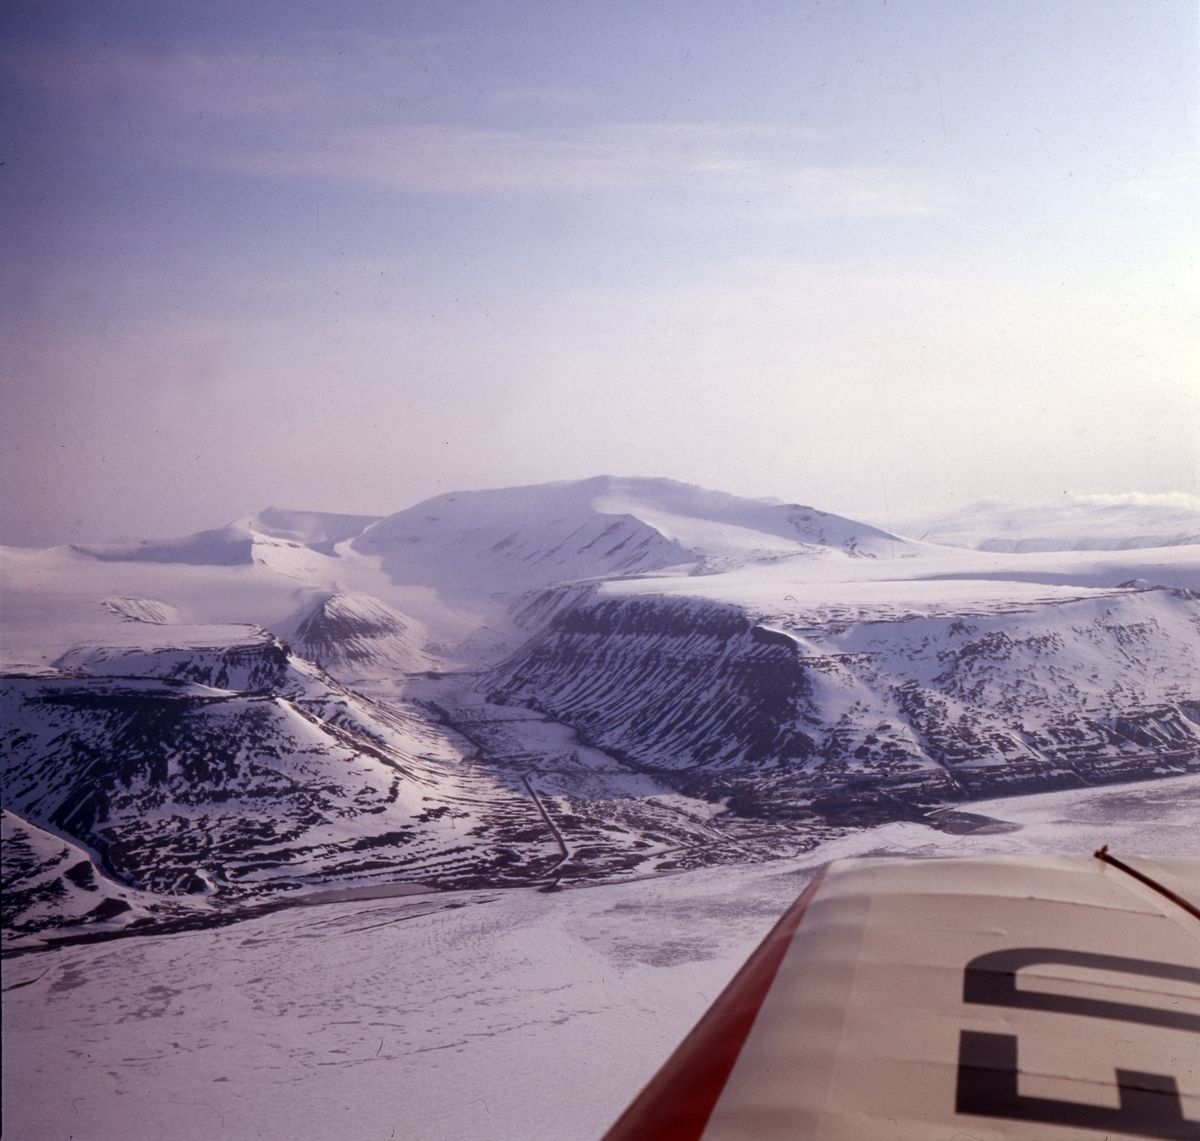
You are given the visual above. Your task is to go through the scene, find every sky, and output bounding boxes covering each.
[1,0,1197,546]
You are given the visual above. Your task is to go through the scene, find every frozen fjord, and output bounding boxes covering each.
[4,774,1200,1141]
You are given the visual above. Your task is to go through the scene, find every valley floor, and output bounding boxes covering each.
[4,773,1199,1141]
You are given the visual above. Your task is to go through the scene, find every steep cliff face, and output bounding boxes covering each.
[490,598,851,771]
[55,634,298,694]
[485,588,1200,822]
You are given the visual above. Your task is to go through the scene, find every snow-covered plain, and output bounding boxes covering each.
[4,774,1199,1141]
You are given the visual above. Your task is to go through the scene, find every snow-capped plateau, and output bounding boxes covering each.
[902,492,1200,552]
[3,476,1199,949]
[74,507,383,565]
[350,476,918,608]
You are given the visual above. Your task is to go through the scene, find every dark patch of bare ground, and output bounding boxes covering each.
[925,810,1022,835]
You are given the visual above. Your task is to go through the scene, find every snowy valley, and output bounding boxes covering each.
[3,477,1198,951]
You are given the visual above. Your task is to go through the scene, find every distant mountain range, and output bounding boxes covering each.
[4,477,1198,949]
[72,476,912,586]
[900,493,1200,552]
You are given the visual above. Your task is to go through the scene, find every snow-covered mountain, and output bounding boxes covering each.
[243,507,384,553]
[352,476,912,608]
[73,508,382,570]
[904,493,1200,552]
[3,632,569,908]
[489,588,1200,822]
[3,476,1199,946]
[271,592,440,681]
[100,596,184,624]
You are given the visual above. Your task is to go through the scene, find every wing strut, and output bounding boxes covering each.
[1095,846,1200,923]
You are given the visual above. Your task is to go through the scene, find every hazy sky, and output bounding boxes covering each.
[2,0,1196,545]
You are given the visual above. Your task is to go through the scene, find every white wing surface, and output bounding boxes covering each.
[602,853,1200,1140]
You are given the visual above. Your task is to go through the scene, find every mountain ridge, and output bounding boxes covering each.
[5,476,1199,947]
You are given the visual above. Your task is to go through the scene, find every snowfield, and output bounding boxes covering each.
[3,475,1199,1138]
[4,775,1199,1141]
[897,492,1200,553]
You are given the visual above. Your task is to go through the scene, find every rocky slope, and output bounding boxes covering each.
[4,476,1199,945]
[271,592,439,681]
[486,586,1200,823]
[1,808,194,943]
[2,633,568,905]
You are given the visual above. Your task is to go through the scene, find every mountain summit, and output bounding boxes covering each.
[352,476,909,604]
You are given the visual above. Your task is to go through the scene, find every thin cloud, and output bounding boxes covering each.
[1075,491,1200,511]
[487,85,595,107]
[208,121,937,216]
[2,38,934,217]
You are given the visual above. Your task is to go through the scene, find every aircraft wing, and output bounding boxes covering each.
[600,852,1200,1140]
